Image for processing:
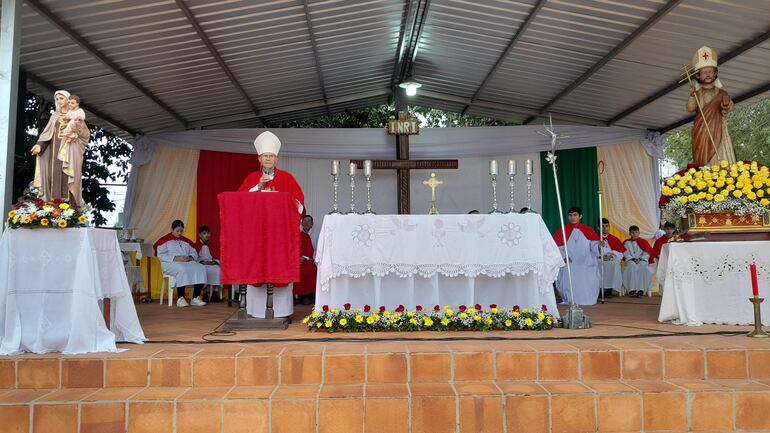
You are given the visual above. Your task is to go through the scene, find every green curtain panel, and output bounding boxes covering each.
[540,147,599,234]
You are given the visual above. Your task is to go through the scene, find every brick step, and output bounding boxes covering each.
[2,343,770,389]
[1,380,770,432]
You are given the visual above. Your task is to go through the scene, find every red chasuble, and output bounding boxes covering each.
[237,168,305,213]
[553,223,601,246]
[153,233,195,255]
[293,231,317,296]
[603,233,626,253]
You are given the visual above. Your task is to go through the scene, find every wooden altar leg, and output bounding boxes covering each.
[265,283,275,319]
[103,298,111,329]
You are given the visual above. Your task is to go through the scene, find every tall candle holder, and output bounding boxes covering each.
[364,160,375,214]
[526,173,533,210]
[490,174,502,214]
[348,163,357,214]
[329,161,342,214]
[507,173,516,213]
[748,297,768,338]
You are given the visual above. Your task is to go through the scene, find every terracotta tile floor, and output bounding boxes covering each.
[135,296,754,344]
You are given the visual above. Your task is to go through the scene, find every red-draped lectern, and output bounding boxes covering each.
[218,192,300,329]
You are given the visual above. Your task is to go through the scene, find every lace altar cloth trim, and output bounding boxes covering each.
[320,262,559,294]
[667,254,769,283]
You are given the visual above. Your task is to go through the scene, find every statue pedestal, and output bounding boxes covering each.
[683,211,770,241]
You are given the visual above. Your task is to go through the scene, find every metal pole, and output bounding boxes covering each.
[0,0,21,224]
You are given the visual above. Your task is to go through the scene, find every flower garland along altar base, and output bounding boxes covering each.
[6,197,89,229]
[659,160,770,236]
[303,304,555,333]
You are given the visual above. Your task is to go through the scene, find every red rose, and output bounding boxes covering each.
[35,199,44,206]
[416,305,423,312]
[434,305,441,312]
[459,305,467,312]
[344,303,351,311]
[322,305,329,312]
[364,305,371,312]
[395,305,405,313]
[474,304,482,311]
[489,304,497,309]
[541,304,548,311]
[513,305,520,312]
[379,306,386,313]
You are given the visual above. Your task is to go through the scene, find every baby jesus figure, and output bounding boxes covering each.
[56,95,89,205]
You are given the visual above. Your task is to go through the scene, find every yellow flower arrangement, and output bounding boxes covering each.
[661,161,770,220]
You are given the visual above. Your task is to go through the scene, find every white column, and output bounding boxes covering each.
[0,0,21,225]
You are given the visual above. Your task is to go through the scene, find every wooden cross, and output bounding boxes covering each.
[351,111,458,214]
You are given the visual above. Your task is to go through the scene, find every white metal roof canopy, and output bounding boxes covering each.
[10,0,770,140]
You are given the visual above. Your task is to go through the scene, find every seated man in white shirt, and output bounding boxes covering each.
[194,225,223,302]
[599,218,625,298]
[622,225,654,297]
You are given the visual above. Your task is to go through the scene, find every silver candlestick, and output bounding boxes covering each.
[363,160,375,214]
[526,173,533,210]
[329,173,341,214]
[507,173,516,213]
[347,162,357,214]
[490,174,502,214]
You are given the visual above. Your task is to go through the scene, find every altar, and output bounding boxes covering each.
[657,241,770,326]
[314,213,564,316]
[0,228,146,354]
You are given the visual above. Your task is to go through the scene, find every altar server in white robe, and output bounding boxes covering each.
[553,207,601,305]
[622,225,654,297]
[154,220,207,307]
[599,218,625,298]
[194,225,223,301]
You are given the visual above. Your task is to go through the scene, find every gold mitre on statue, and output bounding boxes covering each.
[691,46,723,88]
[254,131,281,155]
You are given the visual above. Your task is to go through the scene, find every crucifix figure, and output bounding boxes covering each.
[351,111,458,214]
[422,172,443,215]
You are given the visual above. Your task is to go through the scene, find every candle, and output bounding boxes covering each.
[364,160,373,177]
[508,160,516,176]
[349,162,356,176]
[490,159,498,176]
[750,263,759,297]
[331,160,339,176]
[526,159,533,175]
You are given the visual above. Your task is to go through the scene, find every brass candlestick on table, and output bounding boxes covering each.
[748,297,768,338]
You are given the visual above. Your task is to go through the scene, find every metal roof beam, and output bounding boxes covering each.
[26,70,139,136]
[301,0,330,117]
[24,0,187,128]
[187,89,391,129]
[522,0,683,125]
[461,0,547,115]
[608,27,770,126]
[420,90,607,126]
[390,0,415,99]
[390,0,431,99]
[658,81,770,133]
[174,0,265,125]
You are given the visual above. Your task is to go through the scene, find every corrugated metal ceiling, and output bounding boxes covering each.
[11,0,770,140]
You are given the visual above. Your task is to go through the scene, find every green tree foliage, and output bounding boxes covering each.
[13,92,131,226]
[664,99,770,169]
[277,104,517,128]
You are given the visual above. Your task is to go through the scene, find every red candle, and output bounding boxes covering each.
[750,263,759,297]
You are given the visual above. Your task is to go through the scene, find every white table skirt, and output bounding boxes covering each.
[315,214,563,316]
[657,241,770,326]
[119,241,153,260]
[0,228,146,354]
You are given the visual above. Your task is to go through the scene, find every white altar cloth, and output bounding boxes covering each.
[657,241,770,326]
[0,228,146,354]
[315,214,563,316]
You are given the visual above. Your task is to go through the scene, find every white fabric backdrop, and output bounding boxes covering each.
[598,143,661,238]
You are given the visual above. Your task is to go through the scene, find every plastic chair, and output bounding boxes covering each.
[160,274,176,306]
